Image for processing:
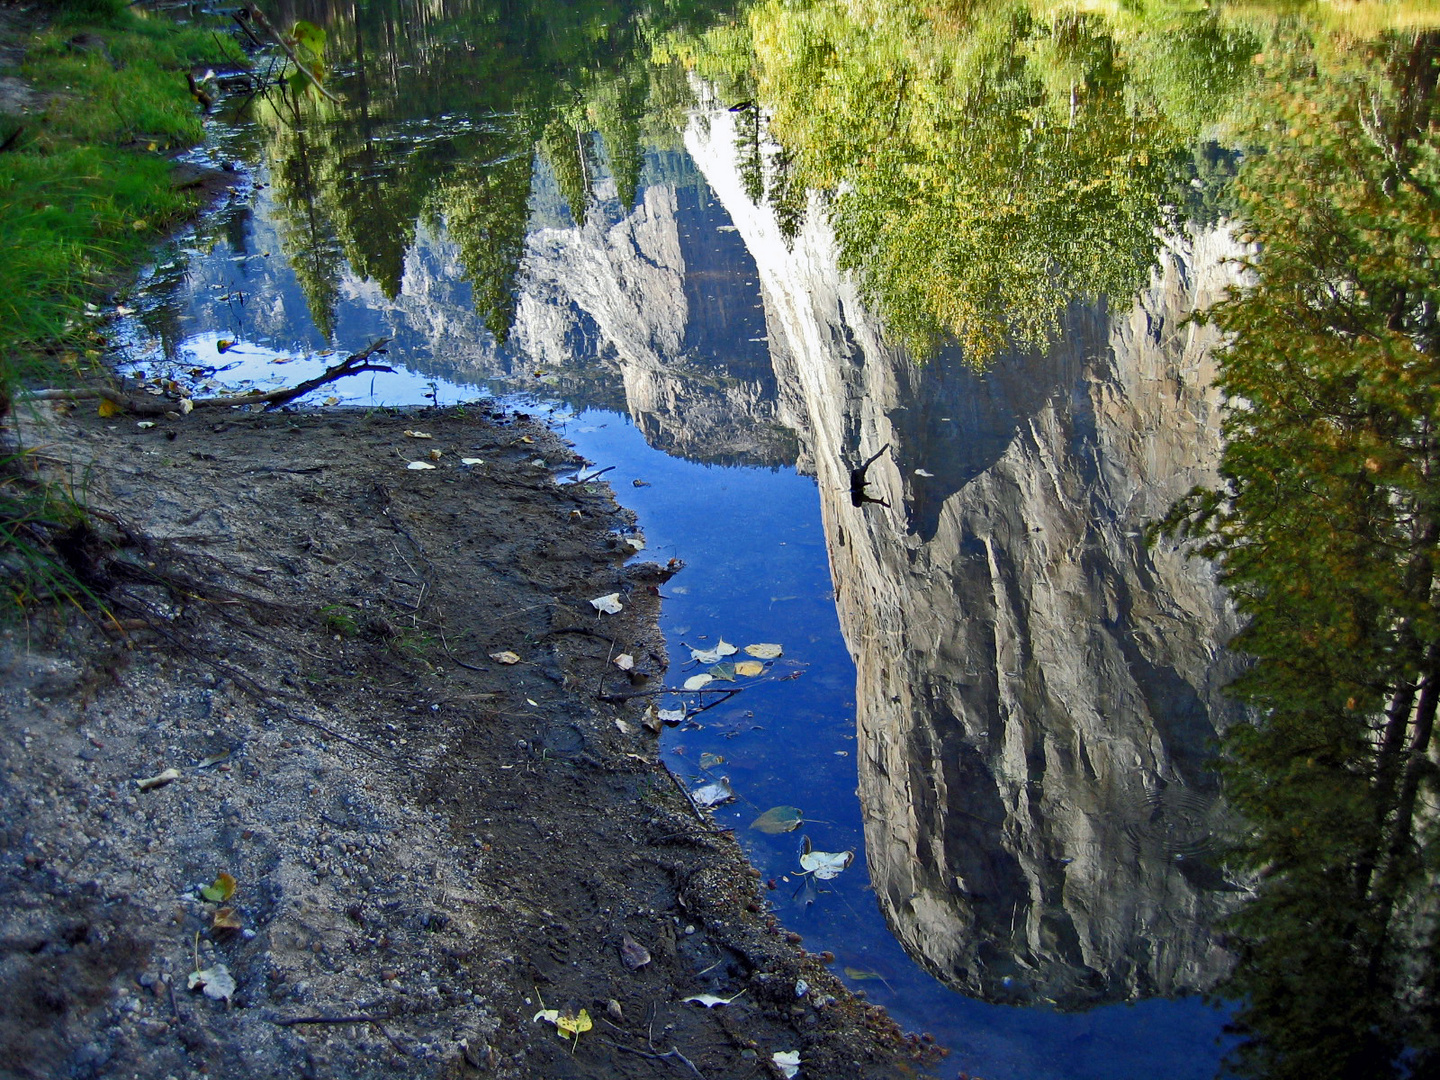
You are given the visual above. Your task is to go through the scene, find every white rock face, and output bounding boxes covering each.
[685,99,1250,1006]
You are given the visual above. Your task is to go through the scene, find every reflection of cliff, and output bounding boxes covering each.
[687,102,1249,1007]
[154,166,794,466]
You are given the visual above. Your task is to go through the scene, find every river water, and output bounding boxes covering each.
[115,2,1434,1077]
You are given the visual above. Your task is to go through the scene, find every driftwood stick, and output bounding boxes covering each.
[22,339,392,416]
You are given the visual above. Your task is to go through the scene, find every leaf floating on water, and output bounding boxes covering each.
[683,673,713,691]
[406,461,436,470]
[692,780,734,808]
[773,1050,801,1079]
[187,964,236,1001]
[199,872,237,903]
[322,396,340,406]
[743,643,783,659]
[620,934,651,970]
[751,806,804,834]
[843,967,884,981]
[657,707,685,724]
[590,593,623,615]
[708,662,736,682]
[216,339,235,353]
[914,468,934,477]
[733,660,765,677]
[690,640,738,664]
[698,752,724,770]
[800,847,854,881]
[489,651,521,665]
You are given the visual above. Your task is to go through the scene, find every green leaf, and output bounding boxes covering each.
[199,871,236,903]
[750,806,804,834]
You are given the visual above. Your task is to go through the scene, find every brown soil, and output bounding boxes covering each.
[0,403,937,1079]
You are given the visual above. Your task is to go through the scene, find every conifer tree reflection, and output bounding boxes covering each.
[1165,27,1440,1080]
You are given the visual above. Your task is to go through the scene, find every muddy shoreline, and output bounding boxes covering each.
[0,403,937,1079]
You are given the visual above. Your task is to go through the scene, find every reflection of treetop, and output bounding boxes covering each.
[251,0,725,343]
[688,0,1260,364]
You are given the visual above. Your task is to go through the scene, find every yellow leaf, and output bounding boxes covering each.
[200,872,237,902]
[212,907,243,931]
[490,650,521,665]
[98,399,121,418]
[734,660,765,677]
[555,1009,592,1037]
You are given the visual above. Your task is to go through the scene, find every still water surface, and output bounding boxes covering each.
[116,1,1432,1075]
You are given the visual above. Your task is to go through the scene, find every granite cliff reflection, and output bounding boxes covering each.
[685,102,1251,1007]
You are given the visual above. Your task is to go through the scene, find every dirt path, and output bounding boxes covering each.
[0,403,938,1079]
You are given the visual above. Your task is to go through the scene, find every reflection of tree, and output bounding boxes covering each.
[691,0,1258,363]
[252,0,731,342]
[1165,29,1440,1080]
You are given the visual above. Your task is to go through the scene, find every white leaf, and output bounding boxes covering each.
[800,848,854,880]
[136,421,156,429]
[489,651,521,665]
[692,780,733,807]
[403,429,433,439]
[188,964,236,1001]
[914,468,934,477]
[621,536,645,552]
[590,593,624,614]
[614,654,634,671]
[406,461,436,470]
[690,639,737,664]
[743,643,783,659]
[657,707,685,724]
[533,1008,560,1024]
[136,768,181,791]
[773,1050,800,1078]
[179,398,194,414]
[683,673,713,691]
[460,458,485,466]
[682,990,745,1007]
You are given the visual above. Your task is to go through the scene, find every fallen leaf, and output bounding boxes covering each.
[555,1008,592,1048]
[179,398,194,414]
[698,752,724,769]
[773,1050,801,1078]
[216,339,235,353]
[734,660,765,677]
[460,458,484,466]
[692,780,733,807]
[643,707,663,734]
[690,640,738,664]
[683,673,713,691]
[682,990,746,1007]
[614,654,635,671]
[211,907,243,931]
[708,663,736,682]
[136,768,181,791]
[615,719,633,735]
[533,1008,560,1024]
[843,967,885,981]
[914,468,934,477]
[406,461,436,470]
[98,399,121,418]
[187,964,236,1001]
[489,651,521,665]
[621,536,645,552]
[620,934,651,970]
[136,421,156,429]
[751,806,804,834]
[519,435,534,443]
[322,396,340,406]
[744,643,783,659]
[590,593,623,615]
[427,448,443,461]
[200,872,237,902]
[657,707,685,724]
[800,846,854,881]
[403,430,433,439]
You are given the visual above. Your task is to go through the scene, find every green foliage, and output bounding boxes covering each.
[686,0,1259,364]
[1168,25,1440,1080]
[0,3,241,399]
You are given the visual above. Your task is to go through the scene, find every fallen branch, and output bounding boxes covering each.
[23,339,392,417]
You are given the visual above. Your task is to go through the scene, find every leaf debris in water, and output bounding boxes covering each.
[751,806,804,834]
